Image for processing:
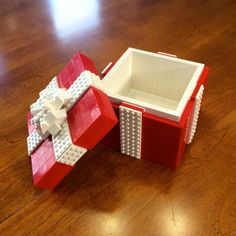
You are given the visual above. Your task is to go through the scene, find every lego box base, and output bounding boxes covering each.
[101,48,209,169]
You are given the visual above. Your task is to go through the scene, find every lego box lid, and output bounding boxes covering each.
[27,52,118,164]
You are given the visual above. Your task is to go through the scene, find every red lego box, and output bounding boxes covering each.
[101,48,209,169]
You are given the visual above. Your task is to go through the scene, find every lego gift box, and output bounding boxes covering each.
[26,48,209,189]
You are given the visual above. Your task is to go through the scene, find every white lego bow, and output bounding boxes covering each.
[27,71,101,157]
[31,88,72,136]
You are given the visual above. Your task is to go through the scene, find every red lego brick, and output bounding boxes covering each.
[31,138,74,189]
[101,103,121,150]
[141,99,194,169]
[67,86,118,149]
[101,62,114,79]
[140,119,180,170]
[57,52,98,89]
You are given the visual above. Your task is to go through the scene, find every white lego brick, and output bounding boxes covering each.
[40,120,50,134]
[42,106,66,125]
[62,90,73,104]
[119,106,142,159]
[40,108,66,136]
[53,109,67,122]
[27,129,43,155]
[50,88,72,110]
[42,108,56,125]
[185,85,204,144]
[86,70,104,91]
[50,96,64,110]
[52,121,87,166]
[47,122,61,136]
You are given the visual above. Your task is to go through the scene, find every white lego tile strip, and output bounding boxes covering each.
[185,85,204,144]
[66,70,102,111]
[52,122,71,159]
[65,71,91,110]
[119,106,142,159]
[52,120,87,166]
[27,129,43,155]
[58,144,87,166]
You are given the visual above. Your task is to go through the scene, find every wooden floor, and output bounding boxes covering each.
[0,0,236,235]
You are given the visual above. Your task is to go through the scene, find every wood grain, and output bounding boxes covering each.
[0,0,235,235]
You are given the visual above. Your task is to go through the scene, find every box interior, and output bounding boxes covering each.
[102,48,204,121]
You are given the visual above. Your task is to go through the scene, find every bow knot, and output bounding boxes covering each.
[31,88,72,136]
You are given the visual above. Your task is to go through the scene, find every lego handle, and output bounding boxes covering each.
[101,62,114,79]
[157,52,177,58]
